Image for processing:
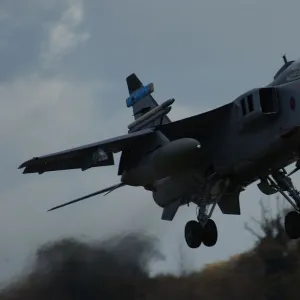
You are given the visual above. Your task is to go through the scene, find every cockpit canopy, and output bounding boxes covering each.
[273,60,294,80]
[272,58,300,86]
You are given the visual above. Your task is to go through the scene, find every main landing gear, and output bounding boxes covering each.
[185,218,218,248]
[185,202,219,249]
[184,178,229,249]
[265,169,300,239]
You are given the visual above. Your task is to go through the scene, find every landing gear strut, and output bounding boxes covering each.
[267,169,300,239]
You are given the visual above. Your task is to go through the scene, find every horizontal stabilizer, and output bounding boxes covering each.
[48,182,125,211]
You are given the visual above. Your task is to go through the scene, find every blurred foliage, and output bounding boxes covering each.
[1,196,300,299]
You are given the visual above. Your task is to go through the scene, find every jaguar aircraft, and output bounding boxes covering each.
[19,55,300,248]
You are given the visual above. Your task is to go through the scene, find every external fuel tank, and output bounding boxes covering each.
[121,137,201,186]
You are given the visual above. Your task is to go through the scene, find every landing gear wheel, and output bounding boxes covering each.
[202,219,218,247]
[284,211,300,239]
[185,220,202,248]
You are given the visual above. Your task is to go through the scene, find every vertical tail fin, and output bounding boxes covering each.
[125,73,171,127]
[118,74,173,176]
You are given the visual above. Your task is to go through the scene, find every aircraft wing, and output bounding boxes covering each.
[159,103,232,141]
[19,128,155,174]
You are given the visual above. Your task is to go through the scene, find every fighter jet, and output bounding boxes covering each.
[18,54,300,248]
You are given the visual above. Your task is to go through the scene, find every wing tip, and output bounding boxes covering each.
[18,162,26,169]
[18,157,39,169]
[22,168,31,174]
[20,166,43,174]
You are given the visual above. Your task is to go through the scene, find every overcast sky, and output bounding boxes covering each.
[1,0,300,283]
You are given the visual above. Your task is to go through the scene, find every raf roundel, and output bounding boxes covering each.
[290,97,296,110]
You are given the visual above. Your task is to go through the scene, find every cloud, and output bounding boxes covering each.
[41,0,90,69]
[0,75,109,150]
[0,0,115,282]
[0,66,200,282]
[0,9,10,22]
[2,0,300,286]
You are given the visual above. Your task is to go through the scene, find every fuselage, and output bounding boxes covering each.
[214,59,300,187]
[154,58,300,207]
[123,58,300,209]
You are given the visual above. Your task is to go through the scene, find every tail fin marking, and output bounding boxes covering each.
[125,73,172,129]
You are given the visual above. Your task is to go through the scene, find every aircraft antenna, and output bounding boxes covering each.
[282,54,288,65]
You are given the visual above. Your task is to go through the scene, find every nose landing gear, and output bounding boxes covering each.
[266,169,300,239]
[284,210,300,239]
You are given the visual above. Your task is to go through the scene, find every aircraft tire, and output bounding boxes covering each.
[202,219,218,247]
[284,211,300,239]
[184,220,202,248]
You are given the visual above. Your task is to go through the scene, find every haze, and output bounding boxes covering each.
[1,0,300,283]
